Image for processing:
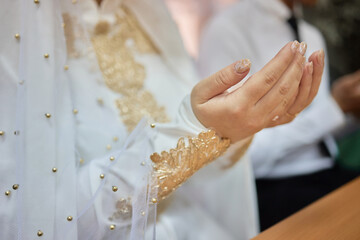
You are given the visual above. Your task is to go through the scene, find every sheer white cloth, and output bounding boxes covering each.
[0,0,258,239]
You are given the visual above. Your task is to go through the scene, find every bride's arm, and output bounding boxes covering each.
[75,41,324,238]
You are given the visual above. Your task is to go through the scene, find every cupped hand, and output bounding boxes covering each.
[266,49,325,127]
[191,41,325,142]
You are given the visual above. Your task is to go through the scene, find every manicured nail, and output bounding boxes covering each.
[308,61,314,74]
[235,59,251,74]
[317,49,324,65]
[291,41,300,53]
[299,42,307,55]
[272,115,279,121]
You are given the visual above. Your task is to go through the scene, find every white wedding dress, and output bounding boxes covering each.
[0,0,259,239]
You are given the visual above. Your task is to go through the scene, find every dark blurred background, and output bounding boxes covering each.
[303,0,360,83]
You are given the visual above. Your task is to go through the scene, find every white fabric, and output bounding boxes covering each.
[198,0,346,178]
[0,0,258,239]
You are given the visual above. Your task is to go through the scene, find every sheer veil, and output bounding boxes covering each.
[13,0,157,239]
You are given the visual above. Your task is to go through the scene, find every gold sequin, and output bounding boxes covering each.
[106,144,112,150]
[151,130,230,201]
[109,156,115,161]
[151,198,157,204]
[109,224,116,230]
[14,33,20,39]
[45,113,51,118]
[37,230,43,237]
[12,184,19,190]
[112,186,118,192]
[79,158,84,164]
[52,167,57,173]
[67,216,73,221]
[100,174,105,179]
[64,65,69,71]
[5,190,11,196]
[91,6,169,132]
[73,109,78,114]
[150,123,156,128]
[44,53,49,58]
[113,136,119,142]
[0,131,4,136]
[34,0,40,4]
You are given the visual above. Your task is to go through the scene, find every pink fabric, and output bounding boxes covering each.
[164,0,238,57]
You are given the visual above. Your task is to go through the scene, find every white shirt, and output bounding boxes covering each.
[0,0,258,239]
[198,0,346,178]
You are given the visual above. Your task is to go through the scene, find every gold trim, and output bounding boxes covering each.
[91,6,169,131]
[151,130,231,201]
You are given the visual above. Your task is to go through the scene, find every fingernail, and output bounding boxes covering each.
[317,49,324,65]
[272,115,279,121]
[299,42,307,55]
[308,61,314,74]
[235,59,251,74]
[291,40,300,53]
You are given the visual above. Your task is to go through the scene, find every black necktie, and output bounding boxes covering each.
[287,14,300,42]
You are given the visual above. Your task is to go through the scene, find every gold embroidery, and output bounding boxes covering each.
[62,13,84,58]
[116,91,169,132]
[94,20,110,35]
[150,130,231,201]
[116,7,160,55]
[91,6,168,131]
[109,197,132,221]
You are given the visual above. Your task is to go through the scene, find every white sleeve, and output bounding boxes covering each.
[75,95,251,239]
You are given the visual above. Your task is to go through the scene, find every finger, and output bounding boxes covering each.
[266,87,298,127]
[266,95,298,127]
[239,41,300,101]
[308,49,324,100]
[256,45,306,115]
[266,114,293,127]
[192,59,251,104]
[287,61,314,115]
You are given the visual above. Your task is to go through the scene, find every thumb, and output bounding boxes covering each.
[192,59,251,103]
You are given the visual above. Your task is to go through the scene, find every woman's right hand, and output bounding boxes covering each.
[191,41,325,142]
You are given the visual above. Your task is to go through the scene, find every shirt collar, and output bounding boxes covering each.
[252,0,292,21]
